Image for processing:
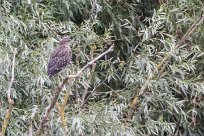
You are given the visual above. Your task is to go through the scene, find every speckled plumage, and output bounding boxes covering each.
[47,37,72,77]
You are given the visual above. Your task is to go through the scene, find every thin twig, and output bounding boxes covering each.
[127,14,204,120]
[1,48,17,135]
[7,48,17,105]
[35,45,114,135]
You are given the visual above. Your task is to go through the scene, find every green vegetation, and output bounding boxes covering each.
[0,0,204,135]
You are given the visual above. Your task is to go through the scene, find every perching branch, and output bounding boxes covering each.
[35,45,114,135]
[127,14,204,120]
[1,48,17,135]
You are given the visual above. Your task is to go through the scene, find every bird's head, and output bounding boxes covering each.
[59,36,71,45]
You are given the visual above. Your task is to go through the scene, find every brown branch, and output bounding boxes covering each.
[35,45,114,135]
[1,48,17,135]
[175,14,204,49]
[127,14,204,120]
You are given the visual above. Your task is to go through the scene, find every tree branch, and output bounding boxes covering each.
[35,45,114,135]
[127,14,204,120]
[7,48,17,105]
[1,48,17,135]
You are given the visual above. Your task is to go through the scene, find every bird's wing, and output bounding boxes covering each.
[48,46,67,68]
[48,47,72,74]
[56,49,72,69]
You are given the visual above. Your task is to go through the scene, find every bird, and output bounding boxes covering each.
[47,36,72,77]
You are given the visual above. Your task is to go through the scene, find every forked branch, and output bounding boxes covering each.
[35,45,114,135]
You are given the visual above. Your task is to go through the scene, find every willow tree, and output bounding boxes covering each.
[0,0,204,135]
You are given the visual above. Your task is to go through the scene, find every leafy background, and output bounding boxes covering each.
[0,0,204,135]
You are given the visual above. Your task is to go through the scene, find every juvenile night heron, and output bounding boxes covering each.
[47,36,72,77]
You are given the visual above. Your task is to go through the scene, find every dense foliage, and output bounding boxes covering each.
[0,0,204,135]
